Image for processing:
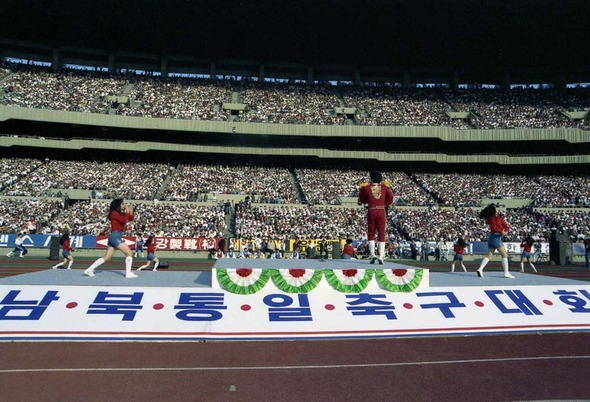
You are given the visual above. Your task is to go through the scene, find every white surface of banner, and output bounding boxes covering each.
[0,283,588,341]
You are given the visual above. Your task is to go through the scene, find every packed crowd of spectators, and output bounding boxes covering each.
[1,68,126,113]
[118,77,232,120]
[164,164,299,203]
[3,158,590,208]
[2,158,590,245]
[295,168,434,206]
[1,64,588,129]
[0,157,44,193]
[237,81,344,125]
[0,198,226,238]
[4,159,169,200]
[2,194,589,246]
[441,88,588,129]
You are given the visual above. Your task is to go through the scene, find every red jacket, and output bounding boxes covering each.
[358,183,394,208]
[109,210,133,232]
[487,216,509,235]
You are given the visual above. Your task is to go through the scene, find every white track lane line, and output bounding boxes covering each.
[1,355,589,373]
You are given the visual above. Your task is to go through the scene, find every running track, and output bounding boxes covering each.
[1,257,589,401]
[0,334,589,401]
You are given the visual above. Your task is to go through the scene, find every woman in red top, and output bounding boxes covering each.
[341,238,356,260]
[51,233,74,270]
[476,204,514,279]
[137,236,160,271]
[451,237,468,272]
[519,235,537,273]
[84,198,137,278]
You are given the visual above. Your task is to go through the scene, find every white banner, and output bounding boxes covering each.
[0,283,588,341]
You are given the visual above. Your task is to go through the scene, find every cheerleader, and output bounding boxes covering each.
[451,237,468,272]
[137,236,159,271]
[52,233,74,269]
[519,235,537,273]
[84,198,137,278]
[476,204,514,279]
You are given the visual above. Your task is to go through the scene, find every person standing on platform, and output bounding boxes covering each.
[519,235,537,273]
[137,235,160,271]
[476,204,514,279]
[358,171,394,264]
[84,198,137,278]
[52,233,74,269]
[451,237,468,272]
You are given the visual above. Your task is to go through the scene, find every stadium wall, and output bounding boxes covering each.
[2,134,590,166]
[0,106,588,143]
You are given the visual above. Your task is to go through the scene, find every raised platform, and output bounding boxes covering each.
[0,259,580,288]
[0,259,588,341]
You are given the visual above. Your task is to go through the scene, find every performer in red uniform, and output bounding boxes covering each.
[519,235,537,273]
[51,233,74,270]
[451,237,468,272]
[358,171,394,264]
[84,198,137,278]
[476,203,514,279]
[137,235,160,271]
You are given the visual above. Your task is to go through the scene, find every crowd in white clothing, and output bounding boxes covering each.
[164,164,299,203]
[4,159,169,200]
[1,65,588,128]
[3,158,590,209]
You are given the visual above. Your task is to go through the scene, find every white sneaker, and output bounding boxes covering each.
[504,273,515,279]
[6,253,11,257]
[152,268,157,271]
[84,269,95,277]
[51,266,57,269]
[476,269,484,278]
[126,273,138,279]
[18,255,24,258]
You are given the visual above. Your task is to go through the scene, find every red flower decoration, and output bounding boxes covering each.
[289,269,306,278]
[236,268,253,278]
[393,269,408,277]
[343,269,358,278]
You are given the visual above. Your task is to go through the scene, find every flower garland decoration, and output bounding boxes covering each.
[375,268,423,292]
[217,268,270,295]
[270,268,324,293]
[324,268,374,293]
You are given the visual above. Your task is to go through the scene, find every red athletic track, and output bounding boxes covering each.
[0,334,588,401]
[1,257,589,401]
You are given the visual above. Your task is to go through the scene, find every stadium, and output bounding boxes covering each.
[0,1,589,400]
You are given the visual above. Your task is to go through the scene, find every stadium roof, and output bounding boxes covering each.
[2,0,590,73]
